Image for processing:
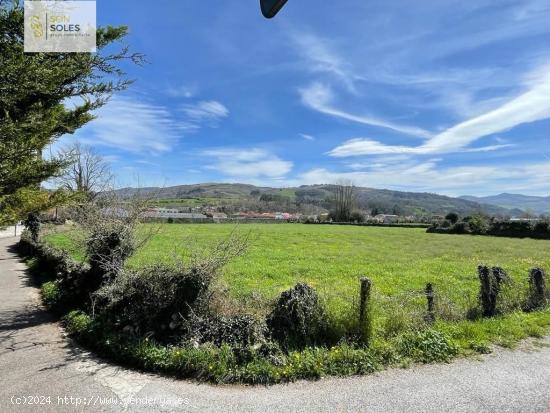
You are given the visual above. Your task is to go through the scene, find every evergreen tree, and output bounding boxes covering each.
[0,0,142,224]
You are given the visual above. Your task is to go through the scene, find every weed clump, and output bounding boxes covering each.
[182,314,267,348]
[41,281,61,309]
[396,329,458,363]
[267,283,330,349]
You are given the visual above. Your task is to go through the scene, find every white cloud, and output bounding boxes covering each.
[294,160,550,196]
[291,32,361,93]
[67,96,230,155]
[166,84,198,98]
[329,138,418,156]
[329,65,550,157]
[203,148,293,179]
[74,95,182,154]
[135,159,159,166]
[425,3,550,60]
[300,133,315,141]
[181,100,229,122]
[300,83,432,139]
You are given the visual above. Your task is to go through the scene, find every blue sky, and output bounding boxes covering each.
[56,0,550,196]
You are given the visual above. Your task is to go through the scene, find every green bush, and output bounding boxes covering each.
[445,212,459,224]
[467,215,489,234]
[64,310,93,336]
[427,218,550,239]
[349,211,366,223]
[41,281,61,309]
[23,213,41,242]
[94,263,212,339]
[487,220,534,238]
[267,283,331,349]
[534,221,550,236]
[20,233,93,310]
[449,221,469,234]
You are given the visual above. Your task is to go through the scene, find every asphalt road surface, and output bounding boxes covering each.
[0,225,23,239]
[1,236,549,413]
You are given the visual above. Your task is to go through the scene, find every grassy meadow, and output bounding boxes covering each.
[46,223,550,352]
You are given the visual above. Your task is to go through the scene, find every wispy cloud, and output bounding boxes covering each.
[300,133,315,141]
[71,95,230,154]
[135,159,159,166]
[166,85,197,98]
[294,160,550,196]
[329,64,550,157]
[178,101,230,132]
[181,100,229,123]
[300,83,432,138]
[423,2,550,60]
[203,148,293,179]
[75,95,182,154]
[290,32,362,93]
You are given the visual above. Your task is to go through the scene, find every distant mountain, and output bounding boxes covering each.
[460,193,550,214]
[114,183,516,216]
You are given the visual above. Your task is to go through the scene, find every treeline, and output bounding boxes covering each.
[428,213,550,239]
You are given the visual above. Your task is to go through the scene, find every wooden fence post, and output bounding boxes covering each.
[425,283,435,323]
[359,277,372,344]
[528,268,547,310]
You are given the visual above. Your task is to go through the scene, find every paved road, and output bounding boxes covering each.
[1,236,549,413]
[0,225,23,239]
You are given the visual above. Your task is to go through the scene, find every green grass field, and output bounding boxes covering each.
[43,223,550,380]
[47,223,550,319]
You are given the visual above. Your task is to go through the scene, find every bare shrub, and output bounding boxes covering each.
[93,230,249,340]
[71,192,155,283]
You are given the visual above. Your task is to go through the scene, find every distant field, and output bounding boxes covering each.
[46,223,550,314]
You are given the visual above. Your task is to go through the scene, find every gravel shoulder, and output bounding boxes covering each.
[1,236,549,413]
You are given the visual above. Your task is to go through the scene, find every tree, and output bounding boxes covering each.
[445,212,459,224]
[392,204,402,216]
[332,181,354,222]
[350,210,365,223]
[57,142,113,200]
[0,1,143,224]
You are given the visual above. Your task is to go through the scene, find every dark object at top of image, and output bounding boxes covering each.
[260,0,289,18]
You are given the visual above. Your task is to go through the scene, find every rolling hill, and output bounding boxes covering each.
[114,183,517,216]
[460,193,550,214]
